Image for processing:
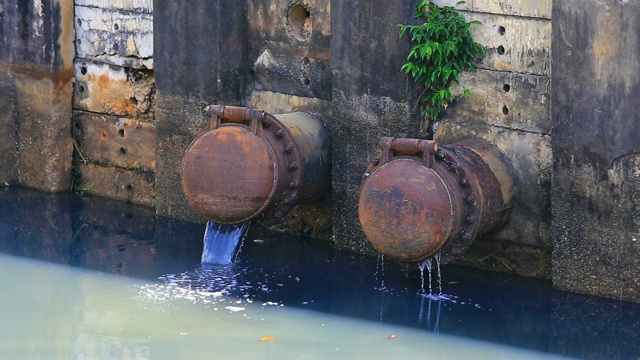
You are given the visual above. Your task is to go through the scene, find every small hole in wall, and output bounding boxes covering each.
[303,78,311,86]
[77,18,82,26]
[130,97,138,105]
[120,147,127,155]
[126,184,133,190]
[118,129,125,137]
[503,84,510,92]
[287,3,312,41]
[78,85,85,93]
[303,57,310,65]
[80,66,87,75]
[498,26,505,35]
[76,39,82,45]
[113,43,119,52]
[502,105,509,115]
[497,45,505,55]
[114,23,119,31]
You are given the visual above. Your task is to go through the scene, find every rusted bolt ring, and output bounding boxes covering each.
[261,114,303,223]
[435,145,482,258]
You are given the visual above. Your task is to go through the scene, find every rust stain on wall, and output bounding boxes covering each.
[56,0,75,73]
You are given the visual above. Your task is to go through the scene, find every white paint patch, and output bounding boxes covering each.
[32,0,44,37]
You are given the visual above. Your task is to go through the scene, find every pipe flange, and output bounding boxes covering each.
[434,145,482,258]
[259,113,303,223]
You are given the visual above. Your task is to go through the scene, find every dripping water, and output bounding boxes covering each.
[419,252,446,299]
[375,254,386,290]
[418,258,433,295]
[201,221,248,265]
[434,252,442,296]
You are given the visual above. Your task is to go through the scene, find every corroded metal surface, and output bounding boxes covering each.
[182,105,330,224]
[359,137,514,265]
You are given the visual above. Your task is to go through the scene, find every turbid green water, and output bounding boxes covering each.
[0,254,570,360]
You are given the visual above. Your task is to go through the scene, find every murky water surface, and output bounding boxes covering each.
[0,188,638,359]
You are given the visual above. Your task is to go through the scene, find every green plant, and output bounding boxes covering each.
[398,1,485,122]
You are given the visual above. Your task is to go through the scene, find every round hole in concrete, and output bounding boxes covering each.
[503,84,510,92]
[80,66,87,75]
[502,105,509,115]
[120,147,127,155]
[498,26,505,35]
[118,129,125,137]
[497,45,505,55]
[130,97,138,105]
[287,3,312,41]
[304,78,311,86]
[126,184,133,190]
[303,57,310,65]
[78,85,85,93]
[76,39,81,45]
[113,43,119,51]
[114,23,119,31]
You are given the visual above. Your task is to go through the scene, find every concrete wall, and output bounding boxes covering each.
[71,0,156,206]
[0,0,75,191]
[551,0,640,302]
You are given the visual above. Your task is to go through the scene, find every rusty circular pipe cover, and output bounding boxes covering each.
[358,158,455,263]
[181,125,278,224]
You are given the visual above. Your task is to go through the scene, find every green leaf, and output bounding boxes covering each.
[398,0,484,122]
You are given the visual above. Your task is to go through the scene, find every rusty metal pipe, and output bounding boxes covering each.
[358,137,514,265]
[181,105,331,224]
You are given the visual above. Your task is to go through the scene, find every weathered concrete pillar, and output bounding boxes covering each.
[154,0,248,221]
[552,0,640,302]
[331,0,420,254]
[0,0,75,191]
[0,82,17,185]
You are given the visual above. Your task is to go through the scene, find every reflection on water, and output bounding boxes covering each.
[0,187,639,359]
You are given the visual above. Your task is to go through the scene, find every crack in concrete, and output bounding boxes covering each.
[489,123,550,136]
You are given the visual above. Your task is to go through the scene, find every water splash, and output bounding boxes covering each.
[201,221,248,265]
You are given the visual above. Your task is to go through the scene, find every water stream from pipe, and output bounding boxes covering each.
[201,221,248,265]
